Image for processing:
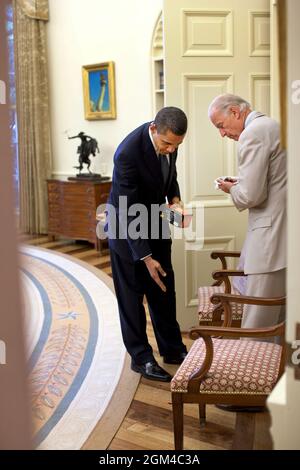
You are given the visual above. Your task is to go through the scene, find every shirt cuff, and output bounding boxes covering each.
[140,254,152,261]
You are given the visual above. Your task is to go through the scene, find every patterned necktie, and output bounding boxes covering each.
[159,154,170,191]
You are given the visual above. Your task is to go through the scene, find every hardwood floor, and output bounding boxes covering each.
[20,234,272,451]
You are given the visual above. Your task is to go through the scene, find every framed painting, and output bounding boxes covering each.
[82,61,116,120]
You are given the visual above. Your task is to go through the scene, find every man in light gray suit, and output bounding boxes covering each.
[208,94,286,328]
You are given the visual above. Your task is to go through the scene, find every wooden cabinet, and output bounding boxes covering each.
[47,178,111,250]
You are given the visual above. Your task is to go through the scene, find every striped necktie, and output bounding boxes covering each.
[159,154,170,191]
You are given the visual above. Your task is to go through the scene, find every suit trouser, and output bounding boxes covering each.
[109,243,187,365]
[241,268,286,328]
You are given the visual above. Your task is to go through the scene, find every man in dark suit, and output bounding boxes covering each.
[107,107,188,382]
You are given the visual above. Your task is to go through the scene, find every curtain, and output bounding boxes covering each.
[13,0,52,234]
[16,0,49,20]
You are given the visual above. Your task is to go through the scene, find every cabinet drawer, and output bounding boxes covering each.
[62,183,95,195]
[62,194,95,210]
[62,209,94,223]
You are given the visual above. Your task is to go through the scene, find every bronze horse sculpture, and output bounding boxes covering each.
[68,132,100,173]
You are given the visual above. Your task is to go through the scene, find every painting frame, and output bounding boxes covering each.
[82,61,116,120]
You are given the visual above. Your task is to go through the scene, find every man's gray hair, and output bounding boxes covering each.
[208,94,251,118]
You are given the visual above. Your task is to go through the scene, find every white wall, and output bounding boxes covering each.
[47,0,162,177]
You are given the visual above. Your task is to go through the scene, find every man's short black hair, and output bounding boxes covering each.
[154,106,188,136]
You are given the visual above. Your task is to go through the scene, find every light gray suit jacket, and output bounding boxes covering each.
[230,112,287,275]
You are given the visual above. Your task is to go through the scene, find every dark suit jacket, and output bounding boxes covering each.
[107,122,181,262]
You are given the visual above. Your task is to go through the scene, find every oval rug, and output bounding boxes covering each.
[20,245,139,450]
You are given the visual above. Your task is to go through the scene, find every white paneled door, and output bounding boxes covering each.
[163,0,271,329]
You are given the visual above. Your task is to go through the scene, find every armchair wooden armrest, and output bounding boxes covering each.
[212,269,246,290]
[211,250,241,270]
[211,292,285,305]
[210,292,285,327]
[189,321,285,340]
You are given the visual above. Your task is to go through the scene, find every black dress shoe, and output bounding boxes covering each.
[216,404,266,412]
[163,352,187,365]
[131,361,172,382]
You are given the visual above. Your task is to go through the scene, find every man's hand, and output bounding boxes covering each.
[217,178,235,194]
[144,256,167,292]
[170,197,184,210]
